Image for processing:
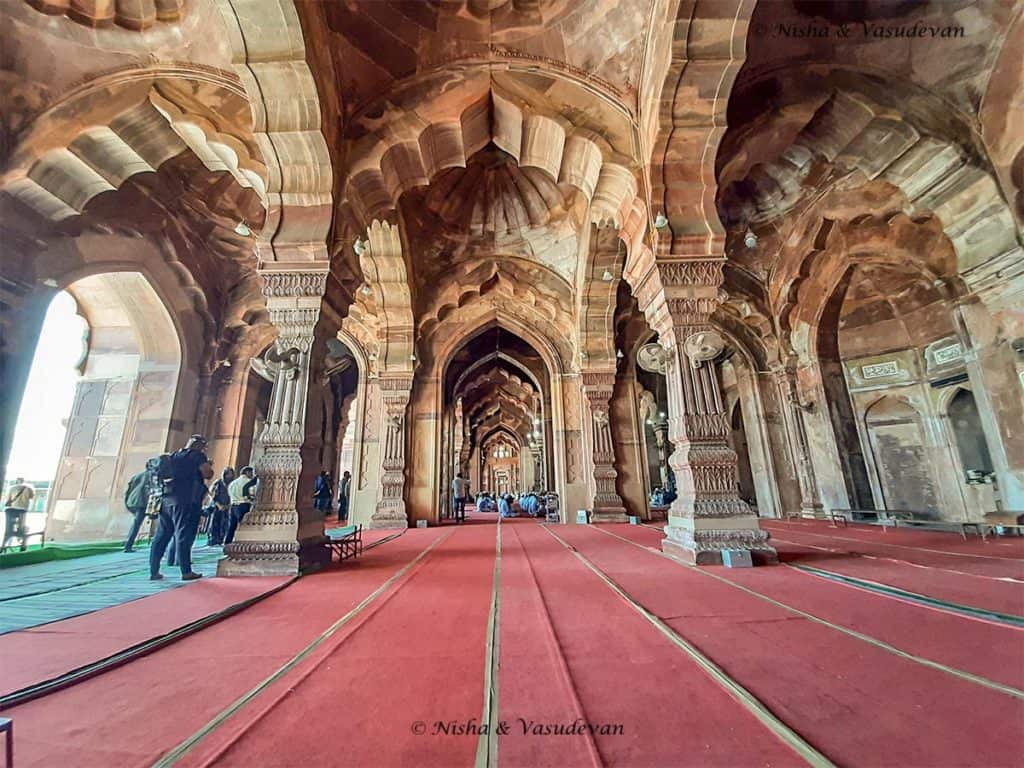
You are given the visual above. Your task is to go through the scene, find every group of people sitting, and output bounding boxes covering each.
[475,491,546,518]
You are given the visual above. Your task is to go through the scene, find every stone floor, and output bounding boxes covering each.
[0,544,222,634]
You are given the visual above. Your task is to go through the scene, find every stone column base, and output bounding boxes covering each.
[661,526,778,566]
[217,538,331,576]
[591,508,629,523]
[368,510,408,529]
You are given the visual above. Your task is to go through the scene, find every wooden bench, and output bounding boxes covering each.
[325,524,363,563]
[0,529,45,554]
[980,511,1024,539]
[885,513,983,541]
[1,716,12,768]
[782,510,847,527]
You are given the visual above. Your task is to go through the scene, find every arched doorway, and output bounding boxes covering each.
[7,273,183,543]
[731,402,757,508]
[5,292,87,538]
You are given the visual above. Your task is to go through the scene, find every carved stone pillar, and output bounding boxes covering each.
[652,421,672,490]
[774,366,824,517]
[652,261,776,565]
[369,374,412,529]
[218,269,332,576]
[583,371,628,522]
[531,444,544,492]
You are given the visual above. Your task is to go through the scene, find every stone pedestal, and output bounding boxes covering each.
[218,269,332,576]
[583,371,629,523]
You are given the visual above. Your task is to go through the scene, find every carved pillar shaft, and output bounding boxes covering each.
[369,374,412,529]
[653,423,671,489]
[583,371,628,522]
[774,368,823,516]
[646,261,776,565]
[218,269,332,576]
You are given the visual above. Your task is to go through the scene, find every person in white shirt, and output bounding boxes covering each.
[452,473,469,524]
[224,466,258,545]
[3,478,35,551]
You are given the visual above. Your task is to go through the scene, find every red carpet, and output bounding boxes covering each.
[497,520,801,767]
[3,528,446,768]
[770,538,1024,617]
[599,526,1024,691]
[762,521,1024,580]
[558,524,1023,766]
[6,518,1022,767]
[0,575,287,698]
[179,523,499,768]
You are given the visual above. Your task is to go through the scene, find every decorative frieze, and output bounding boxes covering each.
[260,270,328,299]
[658,260,724,287]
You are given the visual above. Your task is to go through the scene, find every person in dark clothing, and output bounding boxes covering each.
[206,467,235,546]
[149,435,213,581]
[338,470,352,521]
[314,471,333,515]
[123,469,151,552]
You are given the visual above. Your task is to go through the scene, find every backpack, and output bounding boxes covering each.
[146,453,176,498]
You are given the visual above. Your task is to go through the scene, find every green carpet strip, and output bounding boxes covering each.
[154,529,455,767]
[475,519,503,768]
[790,563,1024,628]
[594,527,1024,701]
[542,525,834,768]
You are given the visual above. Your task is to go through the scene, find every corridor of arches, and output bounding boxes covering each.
[1,1,1022,765]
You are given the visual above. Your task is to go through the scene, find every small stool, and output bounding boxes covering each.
[0,716,12,768]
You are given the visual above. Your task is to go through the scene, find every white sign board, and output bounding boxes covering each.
[862,360,900,379]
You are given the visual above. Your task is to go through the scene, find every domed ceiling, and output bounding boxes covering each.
[407,145,585,282]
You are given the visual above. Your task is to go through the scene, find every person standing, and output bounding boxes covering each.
[338,470,352,522]
[452,473,469,523]
[122,469,151,552]
[225,466,257,544]
[314,471,333,515]
[206,467,234,546]
[3,478,35,552]
[149,435,213,581]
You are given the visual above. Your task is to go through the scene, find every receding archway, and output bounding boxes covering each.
[438,326,555,520]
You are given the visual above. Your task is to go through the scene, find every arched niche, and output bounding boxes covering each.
[863,396,941,517]
[947,388,995,479]
[43,272,182,541]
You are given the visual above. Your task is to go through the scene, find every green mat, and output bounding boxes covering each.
[0,540,127,568]
[1,534,210,568]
